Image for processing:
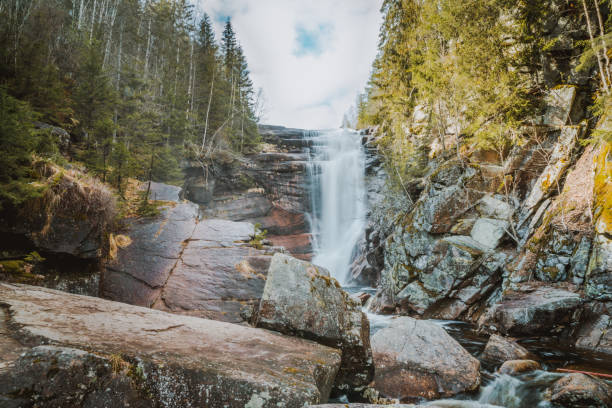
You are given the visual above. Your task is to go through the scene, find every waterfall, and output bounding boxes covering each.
[308,128,367,284]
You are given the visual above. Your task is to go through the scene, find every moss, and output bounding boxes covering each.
[593,142,611,234]
[0,260,42,283]
[0,260,27,275]
[542,266,560,280]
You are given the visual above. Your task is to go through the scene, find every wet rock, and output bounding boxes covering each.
[482,283,582,336]
[184,126,315,259]
[0,283,341,407]
[498,359,541,375]
[371,316,480,401]
[376,229,504,319]
[470,218,509,249]
[548,373,612,408]
[482,334,534,364]
[254,253,374,394]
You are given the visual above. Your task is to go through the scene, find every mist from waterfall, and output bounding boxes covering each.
[308,128,367,284]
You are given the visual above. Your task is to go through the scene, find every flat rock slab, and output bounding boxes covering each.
[371,316,481,401]
[102,202,200,306]
[103,211,282,323]
[0,283,341,407]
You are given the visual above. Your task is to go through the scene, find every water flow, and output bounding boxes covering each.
[308,129,367,284]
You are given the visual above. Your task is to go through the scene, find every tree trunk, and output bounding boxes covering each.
[593,0,611,87]
[582,0,610,94]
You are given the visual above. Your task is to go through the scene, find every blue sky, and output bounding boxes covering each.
[194,1,382,129]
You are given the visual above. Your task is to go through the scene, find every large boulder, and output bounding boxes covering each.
[0,283,341,407]
[481,334,534,364]
[254,253,374,394]
[480,283,582,336]
[548,373,612,408]
[0,162,116,259]
[371,317,480,401]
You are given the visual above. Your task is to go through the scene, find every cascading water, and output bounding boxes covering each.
[307,128,367,284]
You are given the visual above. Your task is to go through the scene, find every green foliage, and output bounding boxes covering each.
[358,0,545,188]
[136,190,161,218]
[24,251,45,264]
[0,1,261,192]
[249,222,268,250]
[0,88,46,211]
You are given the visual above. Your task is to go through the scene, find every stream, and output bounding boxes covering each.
[306,129,612,407]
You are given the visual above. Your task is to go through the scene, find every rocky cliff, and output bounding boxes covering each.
[360,82,611,358]
[183,125,315,260]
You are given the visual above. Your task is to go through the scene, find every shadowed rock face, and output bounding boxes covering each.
[254,253,374,395]
[0,283,341,407]
[371,316,480,401]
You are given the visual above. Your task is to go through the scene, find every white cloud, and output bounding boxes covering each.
[194,0,382,129]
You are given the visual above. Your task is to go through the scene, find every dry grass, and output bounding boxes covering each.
[26,159,117,236]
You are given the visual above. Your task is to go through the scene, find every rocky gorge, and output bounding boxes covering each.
[1,3,612,408]
[1,115,611,407]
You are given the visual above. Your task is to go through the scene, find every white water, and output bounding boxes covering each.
[308,128,367,284]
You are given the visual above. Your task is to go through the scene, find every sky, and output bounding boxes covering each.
[194,0,383,129]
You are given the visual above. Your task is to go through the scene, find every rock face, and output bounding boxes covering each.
[102,201,281,323]
[480,283,582,336]
[370,161,510,320]
[371,317,480,401]
[0,283,341,407]
[481,334,534,364]
[183,125,315,260]
[548,373,612,408]
[254,253,374,394]
[575,312,612,356]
